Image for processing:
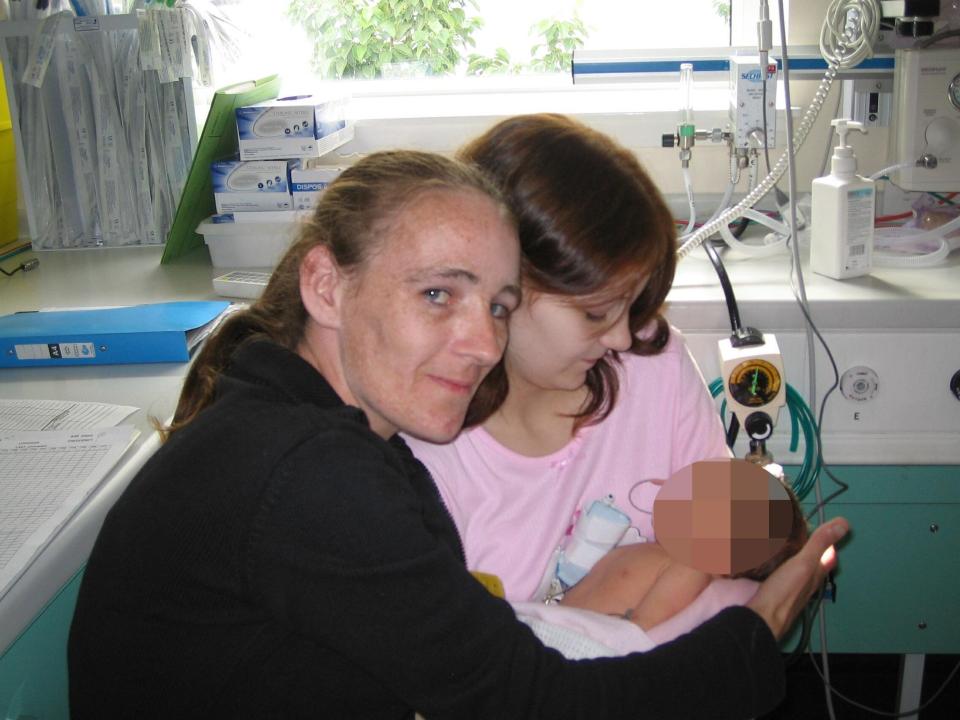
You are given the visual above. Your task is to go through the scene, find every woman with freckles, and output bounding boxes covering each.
[69,148,845,720]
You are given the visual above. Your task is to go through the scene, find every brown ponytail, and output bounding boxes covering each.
[163,150,508,438]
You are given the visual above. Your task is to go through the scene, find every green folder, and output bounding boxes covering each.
[161,74,282,263]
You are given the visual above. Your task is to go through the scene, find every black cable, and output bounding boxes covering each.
[805,650,960,717]
[0,258,39,277]
[701,240,743,335]
[725,413,740,448]
[729,216,750,239]
[781,267,852,517]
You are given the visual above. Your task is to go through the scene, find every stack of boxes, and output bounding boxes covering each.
[203,94,352,267]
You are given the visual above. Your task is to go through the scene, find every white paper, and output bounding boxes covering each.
[0,399,138,431]
[0,426,140,601]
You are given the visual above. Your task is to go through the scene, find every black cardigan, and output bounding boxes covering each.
[68,340,785,719]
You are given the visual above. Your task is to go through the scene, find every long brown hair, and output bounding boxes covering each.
[460,114,677,429]
[164,150,508,438]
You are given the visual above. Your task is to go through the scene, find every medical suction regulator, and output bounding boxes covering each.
[810,119,875,280]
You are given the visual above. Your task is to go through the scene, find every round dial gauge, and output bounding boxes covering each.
[950,72,960,112]
[728,359,782,408]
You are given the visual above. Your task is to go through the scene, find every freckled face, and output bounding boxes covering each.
[503,282,644,394]
[337,189,520,441]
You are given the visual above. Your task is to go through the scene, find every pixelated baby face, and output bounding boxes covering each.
[653,458,793,575]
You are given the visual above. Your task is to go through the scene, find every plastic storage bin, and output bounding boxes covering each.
[197,215,303,268]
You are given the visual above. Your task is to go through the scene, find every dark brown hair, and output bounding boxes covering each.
[459,114,678,430]
[733,486,810,581]
[163,150,509,438]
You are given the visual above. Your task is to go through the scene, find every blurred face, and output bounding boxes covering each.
[504,280,644,394]
[654,458,796,576]
[337,189,520,441]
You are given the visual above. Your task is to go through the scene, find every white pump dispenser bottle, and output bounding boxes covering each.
[810,119,875,279]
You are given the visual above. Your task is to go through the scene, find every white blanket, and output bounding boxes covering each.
[514,577,759,659]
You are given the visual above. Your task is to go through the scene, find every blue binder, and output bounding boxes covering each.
[0,301,231,367]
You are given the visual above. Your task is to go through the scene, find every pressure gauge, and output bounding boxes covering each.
[949,72,960,112]
[727,358,783,408]
[719,334,787,426]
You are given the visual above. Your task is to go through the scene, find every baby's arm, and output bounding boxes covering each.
[560,543,711,631]
[627,561,712,630]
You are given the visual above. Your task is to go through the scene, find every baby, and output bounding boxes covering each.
[513,458,811,657]
[559,487,808,631]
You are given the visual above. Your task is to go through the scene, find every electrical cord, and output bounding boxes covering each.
[820,0,881,67]
[0,258,39,277]
[805,649,960,717]
[916,27,960,49]
[701,240,744,335]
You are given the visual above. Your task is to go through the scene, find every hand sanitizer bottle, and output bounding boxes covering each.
[811,119,875,279]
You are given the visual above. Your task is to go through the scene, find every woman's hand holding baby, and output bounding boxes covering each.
[746,517,849,640]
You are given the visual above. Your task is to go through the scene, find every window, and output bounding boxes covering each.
[207,1,746,94]
[194,1,791,149]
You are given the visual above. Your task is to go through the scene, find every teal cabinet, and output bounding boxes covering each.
[0,571,82,720]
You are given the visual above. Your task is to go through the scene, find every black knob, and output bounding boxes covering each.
[661,133,676,148]
[744,411,773,441]
[950,370,960,401]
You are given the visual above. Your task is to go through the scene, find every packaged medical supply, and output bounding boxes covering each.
[556,496,630,589]
[290,165,345,211]
[235,94,352,160]
[211,159,296,213]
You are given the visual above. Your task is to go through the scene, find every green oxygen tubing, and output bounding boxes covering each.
[708,378,822,501]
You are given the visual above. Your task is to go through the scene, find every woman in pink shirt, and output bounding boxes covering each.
[404,114,841,653]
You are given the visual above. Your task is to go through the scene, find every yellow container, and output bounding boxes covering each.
[0,60,18,244]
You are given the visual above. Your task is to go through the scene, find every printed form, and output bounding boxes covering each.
[0,400,140,601]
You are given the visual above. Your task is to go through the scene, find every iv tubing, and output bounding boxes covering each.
[741,207,790,236]
[678,2,879,260]
[873,238,951,267]
[677,63,838,260]
[877,211,960,245]
[708,379,821,501]
[681,166,696,236]
[869,160,914,181]
[872,213,960,267]
[719,220,789,256]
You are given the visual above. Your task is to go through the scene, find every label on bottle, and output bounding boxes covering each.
[844,187,874,272]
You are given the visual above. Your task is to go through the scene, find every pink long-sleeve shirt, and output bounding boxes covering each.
[406,330,738,597]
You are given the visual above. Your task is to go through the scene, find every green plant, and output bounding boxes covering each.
[713,1,731,26]
[466,47,517,76]
[287,0,483,79]
[528,10,589,74]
